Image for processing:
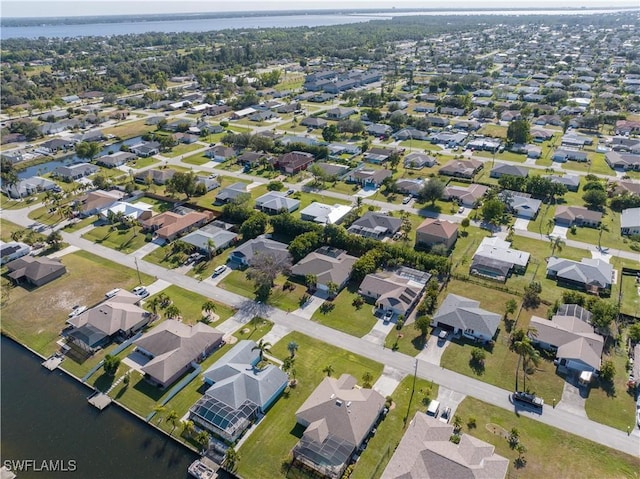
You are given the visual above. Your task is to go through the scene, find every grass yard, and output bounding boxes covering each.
[439,280,564,403]
[455,397,640,479]
[351,377,438,479]
[293,191,351,213]
[27,204,70,226]
[236,331,384,479]
[384,327,428,356]
[561,154,612,176]
[145,284,235,325]
[585,338,637,432]
[475,150,528,163]
[479,124,508,139]
[82,224,148,254]
[217,269,255,299]
[130,157,159,169]
[1,218,45,242]
[143,243,184,269]
[217,270,305,312]
[163,143,204,158]
[311,283,378,338]
[186,250,232,280]
[1,250,152,356]
[181,153,211,166]
[102,119,154,139]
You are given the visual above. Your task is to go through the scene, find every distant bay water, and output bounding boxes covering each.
[2,9,635,40]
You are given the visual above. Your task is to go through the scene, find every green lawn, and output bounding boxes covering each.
[475,150,528,163]
[27,204,69,226]
[181,153,211,166]
[186,250,232,280]
[479,124,508,139]
[455,397,640,479]
[237,331,384,479]
[217,269,255,299]
[101,119,154,139]
[351,377,438,479]
[439,280,564,404]
[163,143,204,158]
[1,250,152,356]
[585,336,637,432]
[311,283,379,338]
[1,218,45,242]
[145,284,235,325]
[62,216,98,232]
[384,327,428,356]
[82,224,148,254]
[130,157,160,169]
[293,191,351,214]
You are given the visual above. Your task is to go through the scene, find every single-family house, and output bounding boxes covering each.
[363,148,393,165]
[325,107,356,120]
[366,123,392,137]
[554,206,603,228]
[546,257,613,294]
[140,210,214,243]
[439,159,483,179]
[501,193,541,219]
[133,168,175,185]
[552,149,588,163]
[490,164,529,179]
[470,237,530,282]
[415,219,458,250]
[2,176,58,199]
[394,178,424,197]
[78,189,125,217]
[442,183,488,207]
[621,207,640,236]
[544,174,580,192]
[612,180,640,197]
[237,151,269,167]
[393,128,429,141]
[254,191,300,214]
[530,310,603,374]
[215,182,249,204]
[347,169,392,188]
[205,145,236,162]
[290,246,357,292]
[431,294,501,342]
[6,256,66,287]
[380,413,509,479]
[272,151,315,175]
[315,162,350,179]
[347,212,402,239]
[182,224,238,255]
[301,117,328,130]
[190,340,288,442]
[66,290,151,353]
[40,138,74,153]
[403,152,436,170]
[300,203,352,225]
[228,237,291,267]
[0,241,31,265]
[100,201,153,221]
[467,138,501,152]
[134,320,224,388]
[52,162,99,181]
[605,151,640,171]
[129,141,160,157]
[293,374,385,479]
[358,268,429,318]
[95,151,136,168]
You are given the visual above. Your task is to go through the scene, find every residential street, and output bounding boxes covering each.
[2,205,638,456]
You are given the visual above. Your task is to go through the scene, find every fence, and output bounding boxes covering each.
[80,331,142,382]
[145,363,202,422]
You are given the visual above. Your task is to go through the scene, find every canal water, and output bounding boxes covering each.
[17,136,144,179]
[0,336,198,479]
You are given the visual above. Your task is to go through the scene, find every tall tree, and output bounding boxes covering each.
[75,141,102,161]
[251,339,272,362]
[246,251,292,300]
[419,178,446,205]
[287,341,299,358]
[506,119,530,145]
[414,315,431,337]
[103,354,121,376]
[322,364,335,377]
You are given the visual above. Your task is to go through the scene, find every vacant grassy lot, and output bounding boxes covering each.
[293,190,351,213]
[27,204,69,226]
[311,283,378,338]
[130,157,159,169]
[351,377,438,479]
[181,153,211,166]
[236,331,384,479]
[218,271,306,312]
[82,224,147,253]
[102,119,154,139]
[145,284,235,325]
[1,250,152,356]
[455,397,640,479]
[163,143,203,158]
[1,218,44,242]
[62,216,98,232]
[479,124,508,139]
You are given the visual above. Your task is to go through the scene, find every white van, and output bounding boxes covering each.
[426,400,440,417]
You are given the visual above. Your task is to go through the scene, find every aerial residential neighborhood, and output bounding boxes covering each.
[1,5,640,479]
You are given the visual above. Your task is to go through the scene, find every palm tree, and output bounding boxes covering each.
[597,224,609,250]
[512,335,540,392]
[224,446,240,473]
[545,218,555,235]
[166,409,179,436]
[549,236,565,257]
[202,300,217,319]
[152,404,167,424]
[252,339,272,362]
[10,229,25,242]
[206,239,217,260]
[287,341,299,358]
[181,420,195,438]
[323,364,335,377]
[326,281,339,298]
[305,274,317,291]
[157,292,171,308]
[165,304,181,319]
[195,430,210,453]
[362,371,373,388]
[147,296,162,317]
[282,357,295,377]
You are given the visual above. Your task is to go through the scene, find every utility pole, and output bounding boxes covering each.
[134,256,142,285]
[404,359,419,427]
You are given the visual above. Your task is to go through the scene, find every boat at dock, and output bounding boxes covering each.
[188,457,218,479]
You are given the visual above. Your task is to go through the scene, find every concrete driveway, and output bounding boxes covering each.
[373,365,405,397]
[363,319,394,346]
[556,377,588,418]
[513,217,530,231]
[417,329,450,366]
[551,225,569,239]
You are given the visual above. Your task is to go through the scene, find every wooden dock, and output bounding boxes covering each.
[87,391,112,411]
[42,355,64,371]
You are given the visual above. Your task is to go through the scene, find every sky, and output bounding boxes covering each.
[2,0,639,18]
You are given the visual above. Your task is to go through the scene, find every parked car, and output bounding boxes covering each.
[132,286,150,298]
[68,305,87,318]
[286,189,295,196]
[458,206,464,214]
[382,311,393,323]
[105,288,121,298]
[439,407,452,423]
[402,196,412,204]
[512,391,544,410]
[212,265,227,277]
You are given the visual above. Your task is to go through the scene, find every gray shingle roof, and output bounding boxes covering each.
[432,294,501,338]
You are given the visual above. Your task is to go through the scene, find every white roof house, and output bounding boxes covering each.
[621,207,640,236]
[100,201,153,220]
[473,237,530,269]
[300,203,352,225]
